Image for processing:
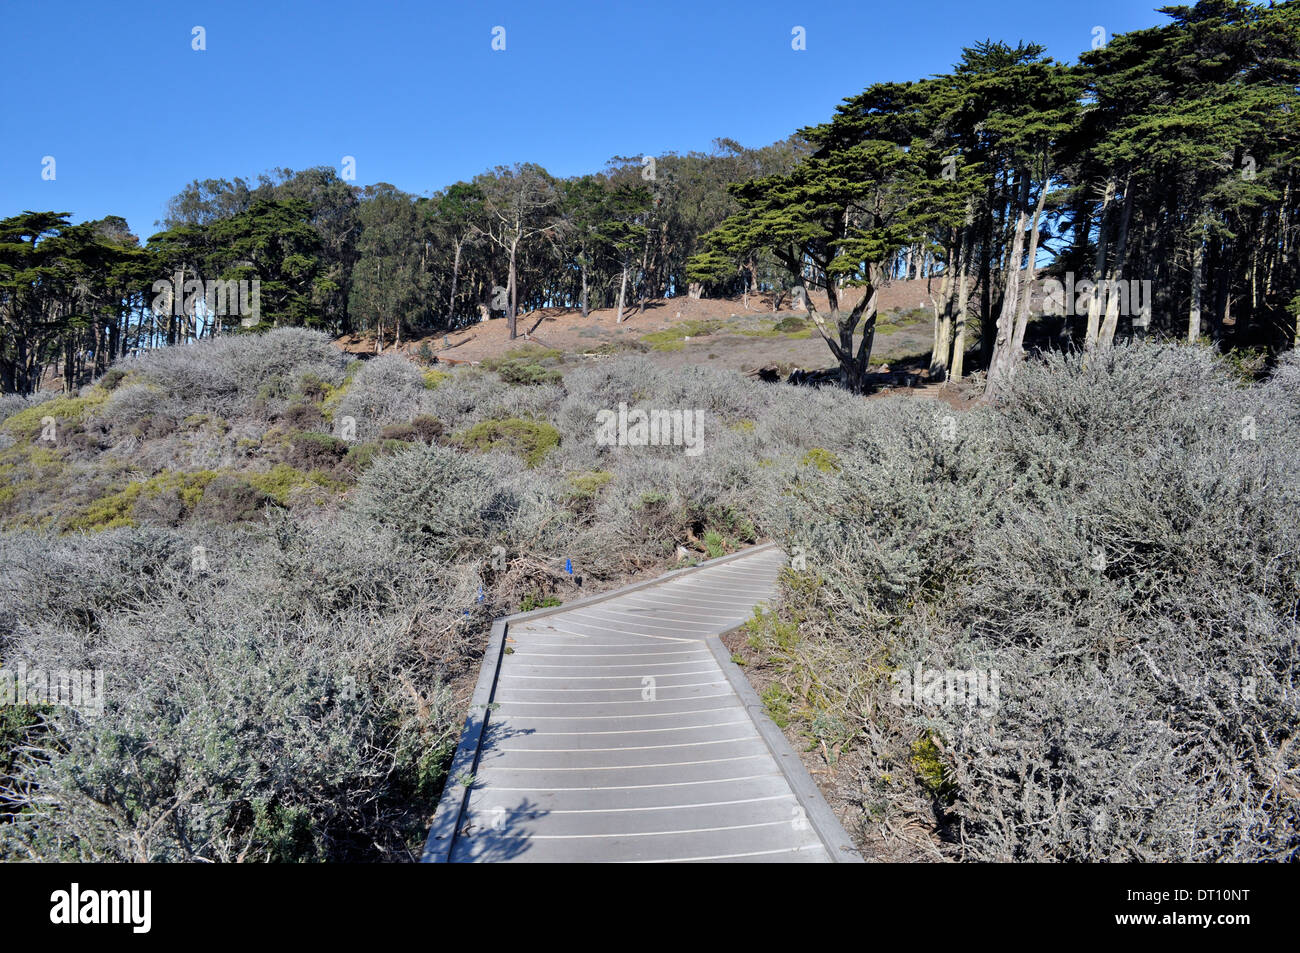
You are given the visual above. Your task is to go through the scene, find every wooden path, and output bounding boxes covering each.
[422,543,861,863]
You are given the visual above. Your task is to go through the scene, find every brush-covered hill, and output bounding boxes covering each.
[1,332,1296,861]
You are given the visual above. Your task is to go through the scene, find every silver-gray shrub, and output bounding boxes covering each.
[333,352,432,441]
[349,441,522,562]
[421,368,565,434]
[0,515,474,862]
[108,327,347,420]
[775,342,1299,861]
[0,394,32,427]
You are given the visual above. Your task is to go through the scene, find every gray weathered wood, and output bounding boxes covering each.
[422,544,862,863]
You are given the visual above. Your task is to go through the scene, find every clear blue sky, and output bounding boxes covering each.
[1,0,1169,241]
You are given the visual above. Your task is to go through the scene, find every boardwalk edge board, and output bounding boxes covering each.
[705,636,864,863]
[420,618,509,863]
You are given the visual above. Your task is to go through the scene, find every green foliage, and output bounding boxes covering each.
[344,439,409,471]
[496,360,562,386]
[744,607,802,659]
[481,344,563,370]
[243,464,341,505]
[910,737,957,801]
[66,470,218,531]
[456,418,560,468]
[519,594,563,612]
[2,390,108,441]
[1223,347,1269,382]
[422,368,450,389]
[567,470,613,499]
[640,319,724,351]
[801,447,841,472]
[202,198,324,329]
[761,684,795,729]
[322,360,364,420]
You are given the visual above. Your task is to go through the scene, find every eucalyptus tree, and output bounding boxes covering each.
[421,182,486,326]
[476,164,560,338]
[349,185,425,350]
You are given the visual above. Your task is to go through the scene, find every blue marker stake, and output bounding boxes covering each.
[565,558,573,575]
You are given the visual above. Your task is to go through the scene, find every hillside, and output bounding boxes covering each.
[2,333,1296,862]
[338,282,946,379]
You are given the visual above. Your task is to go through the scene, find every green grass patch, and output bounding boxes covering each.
[244,464,344,505]
[801,448,842,473]
[344,439,411,472]
[481,343,563,370]
[744,607,802,658]
[423,368,451,389]
[641,319,724,351]
[519,594,563,613]
[910,735,957,801]
[2,389,110,441]
[66,469,219,532]
[455,418,560,468]
[495,360,562,386]
[321,360,363,421]
[761,684,795,729]
[567,470,613,499]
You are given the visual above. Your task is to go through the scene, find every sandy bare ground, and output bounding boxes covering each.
[336,278,987,407]
[338,280,933,364]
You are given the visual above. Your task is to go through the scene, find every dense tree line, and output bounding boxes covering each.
[692,0,1300,393]
[2,0,1296,396]
[0,141,803,393]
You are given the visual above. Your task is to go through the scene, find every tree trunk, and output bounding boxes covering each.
[983,173,1031,403]
[616,263,629,323]
[979,171,998,369]
[928,229,957,381]
[1085,178,1117,348]
[1097,179,1134,348]
[950,208,975,382]
[1188,233,1206,342]
[580,254,590,318]
[448,238,463,324]
[1012,173,1050,355]
[744,258,760,310]
[635,230,651,315]
[507,238,519,339]
[794,263,879,394]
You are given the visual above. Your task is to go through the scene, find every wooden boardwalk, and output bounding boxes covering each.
[422,543,862,863]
